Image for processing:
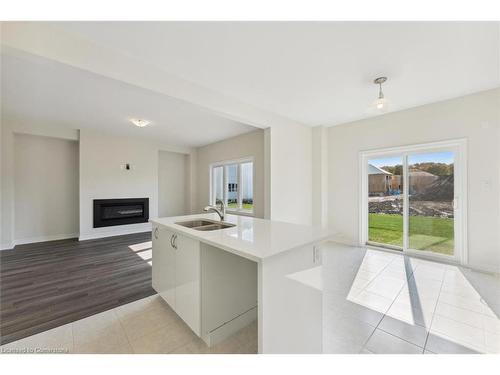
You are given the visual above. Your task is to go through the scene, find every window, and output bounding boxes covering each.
[210,158,254,214]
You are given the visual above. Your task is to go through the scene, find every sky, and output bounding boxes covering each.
[370,151,454,167]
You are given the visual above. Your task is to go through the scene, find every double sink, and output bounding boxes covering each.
[175,219,236,231]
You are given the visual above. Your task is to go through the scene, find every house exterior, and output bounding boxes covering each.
[368,163,438,196]
[368,164,394,196]
[408,169,439,194]
[226,163,253,203]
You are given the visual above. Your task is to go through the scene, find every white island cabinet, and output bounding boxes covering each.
[152,221,258,345]
[151,213,331,352]
[152,225,201,335]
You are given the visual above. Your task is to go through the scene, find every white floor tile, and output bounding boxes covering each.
[330,300,385,327]
[438,291,488,315]
[386,297,435,328]
[364,329,423,354]
[0,324,73,354]
[366,275,405,299]
[484,331,500,354]
[425,332,481,354]
[482,314,500,335]
[430,314,485,352]
[435,301,484,329]
[72,309,131,354]
[117,299,179,341]
[129,321,196,354]
[378,315,428,348]
[349,290,394,314]
[323,316,376,348]
[323,335,364,354]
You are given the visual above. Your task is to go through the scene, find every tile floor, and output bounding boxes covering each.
[322,244,500,354]
[0,294,257,354]
[1,242,498,354]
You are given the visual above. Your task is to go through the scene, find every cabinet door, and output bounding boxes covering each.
[152,225,176,309]
[175,234,201,336]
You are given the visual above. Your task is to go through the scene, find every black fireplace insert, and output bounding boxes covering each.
[93,198,149,228]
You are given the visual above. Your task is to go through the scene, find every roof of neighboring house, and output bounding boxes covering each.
[368,164,393,175]
[409,169,437,177]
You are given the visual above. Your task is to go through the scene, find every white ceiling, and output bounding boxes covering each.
[1,48,257,148]
[52,21,500,126]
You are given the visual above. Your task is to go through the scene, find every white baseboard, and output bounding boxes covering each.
[1,225,152,249]
[78,223,151,241]
[1,242,14,251]
[0,233,79,250]
[202,306,257,347]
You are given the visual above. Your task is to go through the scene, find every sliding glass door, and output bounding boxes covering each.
[408,151,455,255]
[362,140,465,262]
[367,156,404,249]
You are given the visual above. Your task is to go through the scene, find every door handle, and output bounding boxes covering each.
[154,227,159,239]
[170,234,174,248]
[173,234,178,249]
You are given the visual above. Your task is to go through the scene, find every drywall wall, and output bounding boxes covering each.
[196,130,265,218]
[268,123,313,225]
[79,129,193,240]
[14,133,79,242]
[158,150,188,217]
[79,129,159,240]
[327,88,500,273]
[1,124,14,249]
[1,122,80,249]
[1,123,193,247]
[312,126,329,228]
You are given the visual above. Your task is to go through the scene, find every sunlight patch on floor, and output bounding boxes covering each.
[129,241,152,252]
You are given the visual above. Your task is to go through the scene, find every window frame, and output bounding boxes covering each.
[359,138,468,265]
[209,156,255,216]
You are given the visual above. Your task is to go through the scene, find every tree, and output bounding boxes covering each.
[380,164,403,176]
[380,162,453,177]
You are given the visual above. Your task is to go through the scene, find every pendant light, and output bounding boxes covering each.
[371,76,390,113]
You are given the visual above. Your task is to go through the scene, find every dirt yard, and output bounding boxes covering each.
[368,195,453,218]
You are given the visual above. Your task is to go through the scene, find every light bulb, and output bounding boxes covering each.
[371,97,389,113]
[369,76,390,115]
[130,119,151,127]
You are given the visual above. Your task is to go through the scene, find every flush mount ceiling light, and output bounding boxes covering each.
[370,76,390,113]
[130,119,151,127]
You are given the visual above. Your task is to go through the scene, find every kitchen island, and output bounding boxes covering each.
[150,213,331,353]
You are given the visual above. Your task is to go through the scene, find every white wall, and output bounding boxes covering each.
[312,126,328,228]
[1,122,80,248]
[14,133,79,242]
[79,129,193,240]
[327,88,500,273]
[158,150,188,217]
[1,124,15,249]
[196,130,265,218]
[79,130,158,240]
[268,123,313,225]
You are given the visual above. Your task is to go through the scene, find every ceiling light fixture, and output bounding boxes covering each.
[371,76,390,113]
[130,119,151,127]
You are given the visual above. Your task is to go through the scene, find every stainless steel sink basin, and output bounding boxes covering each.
[175,219,236,231]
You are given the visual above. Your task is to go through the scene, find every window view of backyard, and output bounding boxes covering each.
[212,160,253,212]
[368,151,455,255]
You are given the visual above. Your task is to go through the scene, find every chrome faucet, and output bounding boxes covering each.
[204,199,226,221]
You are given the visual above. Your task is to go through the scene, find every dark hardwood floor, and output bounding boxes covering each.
[0,232,156,345]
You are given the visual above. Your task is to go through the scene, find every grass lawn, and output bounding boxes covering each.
[368,213,454,255]
[227,202,253,211]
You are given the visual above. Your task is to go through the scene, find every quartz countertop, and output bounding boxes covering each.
[150,213,331,262]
